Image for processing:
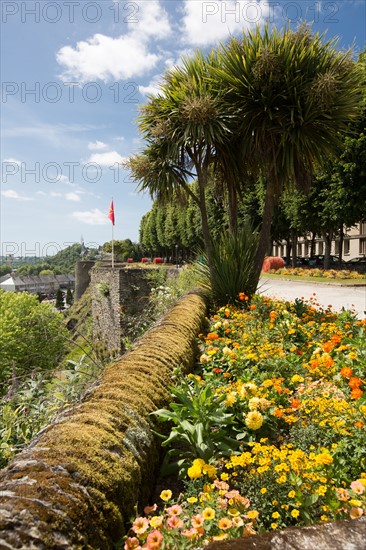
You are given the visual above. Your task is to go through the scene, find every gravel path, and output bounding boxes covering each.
[259,277,366,319]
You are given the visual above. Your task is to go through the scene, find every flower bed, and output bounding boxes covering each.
[125,295,365,548]
[271,267,364,279]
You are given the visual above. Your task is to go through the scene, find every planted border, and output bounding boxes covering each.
[0,291,208,549]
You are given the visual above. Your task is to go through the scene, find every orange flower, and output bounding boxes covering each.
[322,341,333,353]
[340,367,353,378]
[250,305,256,311]
[269,311,277,321]
[331,334,342,345]
[274,409,284,418]
[207,333,219,341]
[354,420,364,428]
[349,377,362,389]
[351,388,363,400]
[291,399,300,409]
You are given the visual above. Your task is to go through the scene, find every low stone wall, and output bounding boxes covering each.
[0,291,208,549]
[207,516,366,549]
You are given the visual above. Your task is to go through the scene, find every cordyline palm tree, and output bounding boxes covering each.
[212,24,363,286]
[128,51,235,282]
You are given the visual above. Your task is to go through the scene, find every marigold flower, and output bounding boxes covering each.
[351,388,363,400]
[207,332,219,341]
[272,512,280,519]
[349,376,362,388]
[250,304,256,311]
[291,509,300,518]
[146,530,163,550]
[340,366,353,378]
[160,490,172,502]
[245,410,264,430]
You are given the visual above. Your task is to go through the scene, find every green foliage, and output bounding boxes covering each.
[0,290,68,391]
[66,288,73,306]
[194,222,259,306]
[0,265,12,277]
[55,288,65,311]
[0,355,105,470]
[153,376,240,476]
[97,282,110,297]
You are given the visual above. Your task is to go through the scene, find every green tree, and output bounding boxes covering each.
[66,288,73,307]
[0,290,68,390]
[55,288,65,312]
[215,24,362,285]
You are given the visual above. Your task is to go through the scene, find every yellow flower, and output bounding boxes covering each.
[227,508,240,517]
[150,516,163,529]
[221,473,229,481]
[212,534,228,541]
[260,488,267,494]
[272,512,280,519]
[349,499,362,507]
[202,508,215,520]
[246,510,259,520]
[291,509,300,518]
[187,465,202,480]
[271,523,278,529]
[160,490,172,501]
[245,410,264,430]
[203,464,217,479]
[187,497,198,504]
[218,518,233,530]
[288,490,296,499]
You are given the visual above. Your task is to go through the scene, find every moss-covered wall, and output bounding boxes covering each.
[0,291,208,549]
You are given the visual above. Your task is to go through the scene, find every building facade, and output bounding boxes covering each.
[0,274,75,295]
[272,223,366,260]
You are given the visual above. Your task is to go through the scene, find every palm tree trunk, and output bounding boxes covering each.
[228,185,238,236]
[197,164,215,281]
[253,181,276,288]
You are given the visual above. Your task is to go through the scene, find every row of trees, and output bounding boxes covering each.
[128,24,364,298]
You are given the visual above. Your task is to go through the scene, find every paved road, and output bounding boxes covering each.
[259,278,366,319]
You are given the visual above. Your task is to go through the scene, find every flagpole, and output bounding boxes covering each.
[111,197,115,269]
[112,222,115,269]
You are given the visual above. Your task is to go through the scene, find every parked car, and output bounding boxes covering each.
[282,256,308,267]
[308,255,345,268]
[345,257,366,273]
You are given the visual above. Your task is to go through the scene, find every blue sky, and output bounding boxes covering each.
[1,0,365,257]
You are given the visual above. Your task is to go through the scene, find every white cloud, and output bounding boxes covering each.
[88,140,108,150]
[132,0,171,39]
[56,1,171,82]
[1,189,33,201]
[65,192,81,202]
[57,34,159,83]
[181,1,270,46]
[139,74,164,97]
[87,151,127,167]
[71,208,109,225]
[114,136,125,142]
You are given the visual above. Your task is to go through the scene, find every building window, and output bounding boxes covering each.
[304,241,309,256]
[297,243,302,256]
[360,223,366,235]
[335,241,340,254]
[318,241,324,255]
[344,239,350,255]
[360,239,366,255]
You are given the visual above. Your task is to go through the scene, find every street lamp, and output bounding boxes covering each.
[175,244,178,268]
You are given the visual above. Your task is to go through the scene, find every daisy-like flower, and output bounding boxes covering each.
[146,530,163,550]
[202,507,215,520]
[132,517,149,535]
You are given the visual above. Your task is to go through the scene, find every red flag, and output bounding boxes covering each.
[108,200,115,225]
